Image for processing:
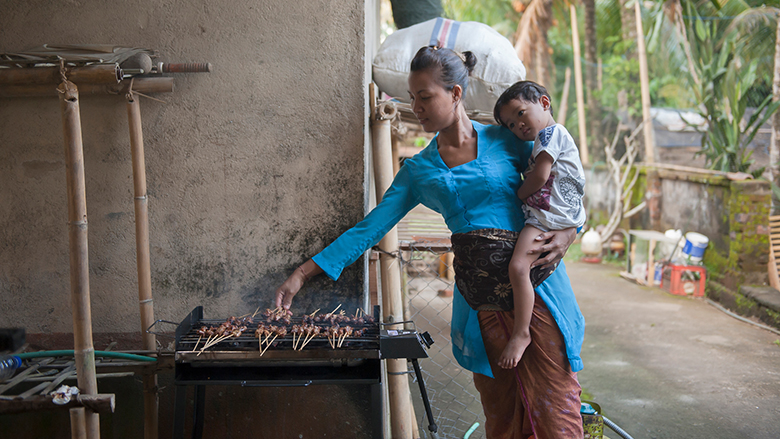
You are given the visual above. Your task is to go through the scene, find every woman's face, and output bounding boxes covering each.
[408,68,458,133]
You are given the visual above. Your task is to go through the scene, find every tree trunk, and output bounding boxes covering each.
[772,13,780,215]
[583,0,601,160]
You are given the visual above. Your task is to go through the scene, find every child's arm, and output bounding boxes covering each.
[517,151,554,201]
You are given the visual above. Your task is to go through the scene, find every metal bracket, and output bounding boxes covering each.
[146,319,179,338]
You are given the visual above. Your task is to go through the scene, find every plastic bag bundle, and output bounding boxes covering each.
[373,17,526,113]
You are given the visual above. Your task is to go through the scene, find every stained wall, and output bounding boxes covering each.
[0,0,372,335]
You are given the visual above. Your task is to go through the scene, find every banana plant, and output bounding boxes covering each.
[682,2,780,175]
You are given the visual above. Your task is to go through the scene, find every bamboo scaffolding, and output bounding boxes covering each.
[59,78,100,439]
[570,4,589,165]
[0,64,121,85]
[0,77,174,98]
[370,87,412,439]
[126,92,159,439]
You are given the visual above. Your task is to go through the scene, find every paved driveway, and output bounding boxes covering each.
[572,261,780,439]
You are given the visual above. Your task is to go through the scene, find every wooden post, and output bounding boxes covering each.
[126,93,159,439]
[59,79,100,439]
[570,4,589,165]
[371,87,413,439]
[635,0,655,163]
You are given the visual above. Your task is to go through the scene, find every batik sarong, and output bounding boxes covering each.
[450,228,583,439]
[450,228,557,311]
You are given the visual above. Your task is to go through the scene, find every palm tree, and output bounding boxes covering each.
[514,0,556,89]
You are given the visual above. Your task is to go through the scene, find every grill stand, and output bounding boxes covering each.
[170,307,437,438]
[173,380,383,439]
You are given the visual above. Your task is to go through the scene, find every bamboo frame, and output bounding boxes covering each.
[127,93,159,439]
[59,79,100,439]
[0,64,121,85]
[370,86,413,439]
[0,77,174,98]
[0,394,115,415]
[570,4,589,165]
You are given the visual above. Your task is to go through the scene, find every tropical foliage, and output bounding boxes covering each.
[429,0,780,171]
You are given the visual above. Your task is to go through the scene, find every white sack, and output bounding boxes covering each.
[373,17,526,114]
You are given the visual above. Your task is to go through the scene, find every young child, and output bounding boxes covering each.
[493,81,586,369]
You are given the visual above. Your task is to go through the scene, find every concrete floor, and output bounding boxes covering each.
[572,261,780,439]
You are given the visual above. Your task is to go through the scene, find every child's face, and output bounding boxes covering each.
[498,96,553,142]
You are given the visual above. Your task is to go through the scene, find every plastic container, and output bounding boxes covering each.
[682,232,709,263]
[661,264,706,297]
[0,355,22,381]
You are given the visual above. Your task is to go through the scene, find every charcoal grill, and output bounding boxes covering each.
[155,306,438,439]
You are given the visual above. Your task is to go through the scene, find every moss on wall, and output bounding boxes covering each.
[703,180,770,289]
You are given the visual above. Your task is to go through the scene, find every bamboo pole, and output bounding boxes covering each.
[0,77,174,98]
[635,0,655,163]
[0,394,116,415]
[771,12,780,215]
[126,93,159,439]
[59,79,100,439]
[0,64,121,85]
[371,90,412,439]
[570,4,589,165]
[558,67,572,126]
[70,408,88,439]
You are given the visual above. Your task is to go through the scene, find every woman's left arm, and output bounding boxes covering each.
[527,227,577,269]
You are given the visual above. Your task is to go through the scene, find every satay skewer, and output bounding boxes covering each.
[326,304,342,318]
[192,335,202,352]
[260,334,279,356]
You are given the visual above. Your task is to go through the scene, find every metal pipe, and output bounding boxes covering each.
[603,415,635,439]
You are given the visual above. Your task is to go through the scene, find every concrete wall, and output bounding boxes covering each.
[0,0,370,335]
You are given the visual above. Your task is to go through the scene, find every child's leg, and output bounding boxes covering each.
[500,224,543,369]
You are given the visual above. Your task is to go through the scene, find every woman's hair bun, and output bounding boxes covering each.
[462,51,477,75]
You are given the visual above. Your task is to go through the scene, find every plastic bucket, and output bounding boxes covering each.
[682,232,709,262]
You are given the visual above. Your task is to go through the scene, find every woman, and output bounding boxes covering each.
[275,46,585,439]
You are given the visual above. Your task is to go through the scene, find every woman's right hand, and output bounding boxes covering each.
[274,260,323,310]
[274,270,305,310]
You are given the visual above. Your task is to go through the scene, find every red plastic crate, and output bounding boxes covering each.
[661,264,706,297]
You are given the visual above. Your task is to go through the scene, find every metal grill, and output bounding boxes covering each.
[401,240,486,439]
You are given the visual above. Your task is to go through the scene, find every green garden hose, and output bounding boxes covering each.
[15,350,156,362]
